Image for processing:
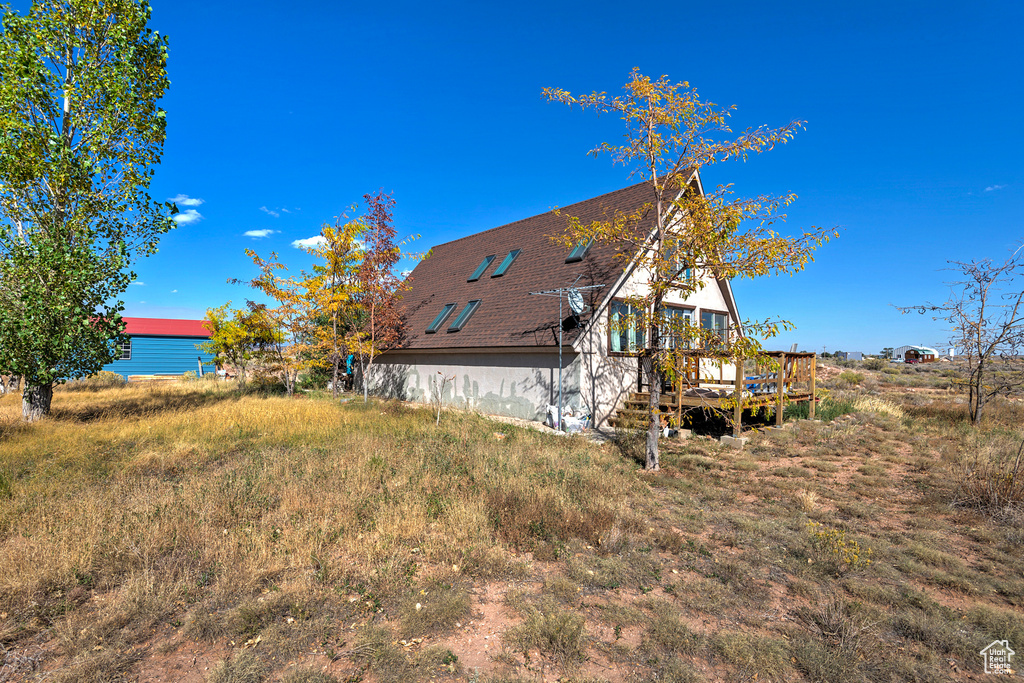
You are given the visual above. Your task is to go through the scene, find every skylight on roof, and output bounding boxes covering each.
[448,300,481,332]
[468,255,495,281]
[425,303,456,333]
[565,240,592,263]
[491,249,521,277]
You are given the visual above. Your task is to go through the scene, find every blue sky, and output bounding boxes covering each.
[110,0,1021,354]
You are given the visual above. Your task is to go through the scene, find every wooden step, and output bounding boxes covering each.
[609,414,672,429]
[625,394,681,408]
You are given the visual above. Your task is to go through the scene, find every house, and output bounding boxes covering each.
[892,345,939,363]
[370,179,744,428]
[836,351,863,361]
[102,317,215,379]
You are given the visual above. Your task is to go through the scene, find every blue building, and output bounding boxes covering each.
[102,317,215,379]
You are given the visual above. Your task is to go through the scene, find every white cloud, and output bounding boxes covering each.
[291,235,327,249]
[244,229,278,239]
[401,269,412,278]
[171,289,178,293]
[130,281,145,286]
[173,209,203,225]
[281,208,291,214]
[259,206,280,218]
[169,194,204,207]
[984,184,1007,192]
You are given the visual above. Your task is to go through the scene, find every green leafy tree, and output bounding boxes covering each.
[545,70,835,470]
[0,0,172,420]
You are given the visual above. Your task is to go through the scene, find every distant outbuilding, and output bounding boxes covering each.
[836,351,863,361]
[892,345,939,363]
[102,317,215,379]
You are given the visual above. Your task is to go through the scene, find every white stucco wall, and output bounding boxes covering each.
[369,350,583,422]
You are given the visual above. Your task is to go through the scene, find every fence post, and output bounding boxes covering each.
[809,354,816,419]
[733,355,743,437]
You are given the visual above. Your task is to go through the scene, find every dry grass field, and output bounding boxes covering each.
[0,361,1022,682]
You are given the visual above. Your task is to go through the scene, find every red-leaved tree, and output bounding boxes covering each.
[349,191,407,402]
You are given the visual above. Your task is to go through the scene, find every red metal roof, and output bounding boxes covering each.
[123,317,212,337]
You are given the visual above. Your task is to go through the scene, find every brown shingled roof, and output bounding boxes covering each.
[396,181,658,350]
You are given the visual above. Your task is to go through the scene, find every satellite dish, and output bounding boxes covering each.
[567,289,585,315]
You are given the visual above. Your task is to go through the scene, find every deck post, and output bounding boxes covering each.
[808,353,816,419]
[733,355,743,437]
[676,353,683,429]
[775,353,785,427]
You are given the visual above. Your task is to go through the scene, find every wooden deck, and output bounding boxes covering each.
[611,351,817,436]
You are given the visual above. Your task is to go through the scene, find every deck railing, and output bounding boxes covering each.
[636,349,818,435]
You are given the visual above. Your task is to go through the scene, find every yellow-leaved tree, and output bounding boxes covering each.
[301,216,365,398]
[199,302,276,388]
[544,69,837,471]
[237,250,312,397]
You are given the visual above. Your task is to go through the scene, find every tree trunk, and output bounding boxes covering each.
[22,382,53,422]
[332,354,340,399]
[360,356,368,403]
[643,353,660,471]
[970,359,985,424]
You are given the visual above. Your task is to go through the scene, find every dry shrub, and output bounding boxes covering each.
[641,600,700,656]
[710,631,789,681]
[207,650,268,683]
[503,598,587,672]
[345,625,453,683]
[948,435,1024,518]
[485,487,615,551]
[280,669,340,683]
[791,592,883,683]
[566,549,661,590]
[796,489,818,512]
[48,646,142,683]
[399,581,471,638]
[543,575,581,605]
[852,395,905,420]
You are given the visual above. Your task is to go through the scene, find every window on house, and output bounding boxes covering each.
[118,339,132,360]
[664,240,693,282]
[468,255,495,282]
[426,303,456,333]
[565,240,592,263]
[491,249,521,277]
[448,300,481,332]
[609,300,645,353]
[700,310,729,345]
[659,306,693,349]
